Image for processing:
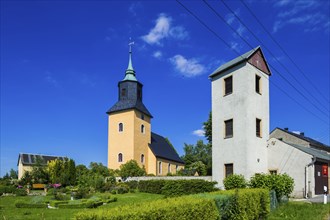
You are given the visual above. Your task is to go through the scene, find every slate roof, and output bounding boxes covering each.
[285,142,330,161]
[273,127,330,152]
[149,132,184,164]
[107,99,152,118]
[18,153,65,166]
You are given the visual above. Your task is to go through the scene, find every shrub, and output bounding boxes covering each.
[117,186,129,194]
[15,188,27,196]
[49,200,69,207]
[161,180,217,197]
[250,173,294,200]
[119,160,146,179]
[223,174,247,190]
[15,202,47,208]
[138,180,166,194]
[0,185,16,194]
[75,196,219,220]
[104,197,117,203]
[126,180,138,190]
[75,187,89,199]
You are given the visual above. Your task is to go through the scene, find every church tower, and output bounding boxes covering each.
[107,42,153,171]
[210,46,271,188]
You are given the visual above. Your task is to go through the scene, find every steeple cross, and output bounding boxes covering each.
[128,38,134,53]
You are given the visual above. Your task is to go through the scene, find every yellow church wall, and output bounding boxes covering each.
[108,110,135,170]
[147,148,157,175]
[156,158,184,176]
[133,110,151,171]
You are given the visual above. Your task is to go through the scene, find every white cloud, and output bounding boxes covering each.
[169,55,206,77]
[141,14,188,45]
[45,71,59,87]
[192,129,205,137]
[153,51,162,59]
[128,2,142,16]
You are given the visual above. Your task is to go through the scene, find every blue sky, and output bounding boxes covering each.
[1,0,329,176]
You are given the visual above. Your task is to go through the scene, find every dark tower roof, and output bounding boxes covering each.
[107,41,152,117]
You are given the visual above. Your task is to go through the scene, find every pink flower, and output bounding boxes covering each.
[52,183,61,188]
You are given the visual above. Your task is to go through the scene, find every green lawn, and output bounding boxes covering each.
[0,193,163,220]
[268,202,330,220]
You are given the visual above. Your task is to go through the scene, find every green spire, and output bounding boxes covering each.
[123,39,137,81]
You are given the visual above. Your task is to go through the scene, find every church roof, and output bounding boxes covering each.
[18,153,66,166]
[209,46,271,78]
[106,99,152,118]
[149,132,184,164]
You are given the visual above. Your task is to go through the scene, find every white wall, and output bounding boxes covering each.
[268,138,315,198]
[212,62,269,188]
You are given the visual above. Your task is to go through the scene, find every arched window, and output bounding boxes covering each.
[141,124,145,133]
[168,163,171,173]
[119,123,123,132]
[158,161,162,174]
[141,154,145,163]
[118,153,123,162]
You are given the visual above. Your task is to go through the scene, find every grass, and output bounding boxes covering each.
[0,192,163,220]
[268,201,330,220]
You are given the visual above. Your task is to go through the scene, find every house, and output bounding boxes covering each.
[17,153,65,179]
[210,46,329,198]
[106,43,184,175]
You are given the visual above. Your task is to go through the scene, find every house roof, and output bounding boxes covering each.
[273,127,330,152]
[107,99,153,118]
[18,153,66,166]
[149,132,184,164]
[284,142,330,162]
[209,46,271,78]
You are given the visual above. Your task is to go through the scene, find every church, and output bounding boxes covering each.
[106,44,184,176]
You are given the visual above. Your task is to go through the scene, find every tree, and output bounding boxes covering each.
[9,169,18,179]
[119,160,146,179]
[89,162,110,177]
[47,158,76,186]
[31,156,49,183]
[203,111,212,144]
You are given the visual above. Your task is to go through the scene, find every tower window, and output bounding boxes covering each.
[141,113,145,120]
[224,76,233,96]
[256,118,262,137]
[225,163,233,178]
[158,161,162,174]
[119,123,123,132]
[118,153,123,162]
[168,163,171,173]
[141,124,145,133]
[141,154,145,163]
[224,119,233,138]
[121,88,126,97]
[255,75,261,94]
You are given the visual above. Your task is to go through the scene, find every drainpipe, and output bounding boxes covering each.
[305,156,316,198]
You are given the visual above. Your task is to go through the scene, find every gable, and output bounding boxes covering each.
[248,49,271,75]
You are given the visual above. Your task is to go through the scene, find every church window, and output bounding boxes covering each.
[141,124,145,133]
[224,119,233,138]
[168,163,171,173]
[158,161,162,174]
[141,154,145,163]
[118,153,123,162]
[225,163,233,178]
[119,123,123,132]
[255,75,261,94]
[121,88,126,97]
[256,118,262,137]
[224,76,233,96]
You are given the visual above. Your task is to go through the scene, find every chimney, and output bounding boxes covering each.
[284,127,289,131]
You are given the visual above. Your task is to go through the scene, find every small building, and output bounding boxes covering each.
[17,153,65,179]
[106,44,184,175]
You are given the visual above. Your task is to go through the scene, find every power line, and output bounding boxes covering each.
[220,0,329,113]
[202,0,329,118]
[239,0,330,104]
[175,0,329,125]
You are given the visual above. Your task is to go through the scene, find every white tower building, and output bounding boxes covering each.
[210,46,271,188]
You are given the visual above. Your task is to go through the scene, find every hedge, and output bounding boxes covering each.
[49,200,69,207]
[15,202,47,208]
[161,180,217,197]
[138,180,165,194]
[75,196,219,220]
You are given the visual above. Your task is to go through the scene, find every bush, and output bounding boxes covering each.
[126,180,138,190]
[138,180,166,194]
[0,185,16,194]
[75,187,89,199]
[117,186,129,194]
[161,180,217,197]
[75,196,219,220]
[49,200,68,207]
[250,173,294,200]
[104,197,117,203]
[15,188,27,196]
[223,174,247,190]
[15,202,47,208]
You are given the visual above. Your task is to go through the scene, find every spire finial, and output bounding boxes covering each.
[124,38,137,81]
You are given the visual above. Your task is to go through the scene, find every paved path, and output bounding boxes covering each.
[307,194,330,203]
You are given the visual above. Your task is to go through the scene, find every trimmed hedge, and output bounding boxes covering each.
[49,200,69,207]
[138,180,165,194]
[75,196,219,220]
[161,180,217,197]
[15,202,47,208]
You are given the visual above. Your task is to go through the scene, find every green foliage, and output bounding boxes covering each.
[47,158,76,186]
[126,180,138,190]
[15,188,27,196]
[75,187,89,199]
[119,160,146,179]
[203,111,212,144]
[30,157,49,184]
[138,180,166,194]
[49,200,69,207]
[250,173,294,200]
[19,171,32,186]
[0,185,16,194]
[74,196,219,220]
[161,180,217,197]
[189,161,207,176]
[223,174,247,190]
[89,162,110,177]
[15,201,47,208]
